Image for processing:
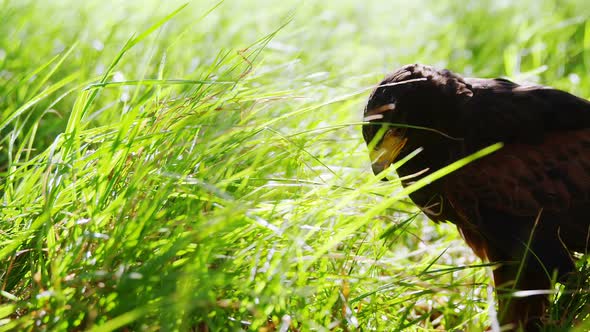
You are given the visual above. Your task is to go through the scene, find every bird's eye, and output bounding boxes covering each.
[364,103,396,122]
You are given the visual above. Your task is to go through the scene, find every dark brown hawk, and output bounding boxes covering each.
[362,64,590,330]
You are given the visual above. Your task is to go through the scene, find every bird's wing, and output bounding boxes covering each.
[462,78,590,146]
[442,80,590,254]
[447,130,590,217]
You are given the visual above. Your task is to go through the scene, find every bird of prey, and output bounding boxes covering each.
[362,64,590,330]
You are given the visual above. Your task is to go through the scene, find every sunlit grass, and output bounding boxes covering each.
[1,0,590,331]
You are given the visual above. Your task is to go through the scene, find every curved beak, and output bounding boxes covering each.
[369,129,407,178]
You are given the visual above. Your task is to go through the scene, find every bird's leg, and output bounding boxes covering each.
[492,262,550,331]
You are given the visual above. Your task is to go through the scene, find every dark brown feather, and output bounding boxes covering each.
[362,64,590,330]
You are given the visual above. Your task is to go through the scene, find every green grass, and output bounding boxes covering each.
[1,0,590,330]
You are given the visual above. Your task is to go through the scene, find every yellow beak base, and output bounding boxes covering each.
[369,130,407,175]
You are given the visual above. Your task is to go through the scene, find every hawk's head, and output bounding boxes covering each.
[362,64,472,176]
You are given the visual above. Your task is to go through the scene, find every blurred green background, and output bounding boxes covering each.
[1,0,590,331]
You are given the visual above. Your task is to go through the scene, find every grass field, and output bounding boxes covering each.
[2,0,590,331]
